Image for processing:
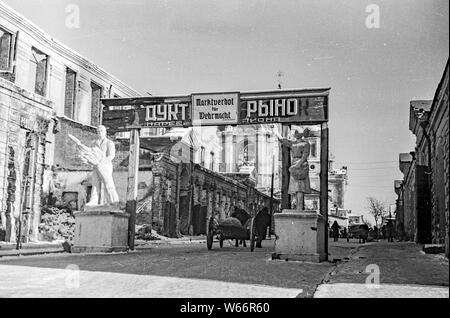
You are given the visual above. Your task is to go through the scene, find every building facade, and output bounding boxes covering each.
[395,60,449,256]
[0,1,140,242]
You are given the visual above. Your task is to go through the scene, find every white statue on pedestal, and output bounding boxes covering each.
[68,125,120,206]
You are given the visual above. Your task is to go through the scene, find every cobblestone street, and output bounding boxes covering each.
[0,239,447,298]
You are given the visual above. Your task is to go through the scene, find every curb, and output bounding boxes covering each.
[0,238,213,257]
[135,239,215,249]
[0,248,65,258]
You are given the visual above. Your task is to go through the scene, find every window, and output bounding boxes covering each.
[90,81,103,126]
[210,152,215,170]
[64,67,77,118]
[200,146,205,166]
[237,140,255,167]
[0,27,18,81]
[0,28,13,71]
[29,47,48,96]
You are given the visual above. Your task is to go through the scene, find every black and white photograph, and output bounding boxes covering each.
[0,0,448,302]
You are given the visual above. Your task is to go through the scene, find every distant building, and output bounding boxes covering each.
[328,207,350,229]
[348,215,365,225]
[216,124,348,212]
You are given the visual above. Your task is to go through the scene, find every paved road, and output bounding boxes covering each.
[0,239,338,298]
[315,241,449,298]
[1,239,447,298]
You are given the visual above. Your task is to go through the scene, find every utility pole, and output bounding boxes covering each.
[126,110,141,250]
[269,154,275,238]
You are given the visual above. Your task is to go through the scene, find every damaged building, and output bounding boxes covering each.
[0,1,140,242]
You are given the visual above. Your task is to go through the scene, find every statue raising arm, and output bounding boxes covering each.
[273,129,292,148]
[68,134,106,167]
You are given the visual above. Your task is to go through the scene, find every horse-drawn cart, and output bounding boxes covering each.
[206,207,270,252]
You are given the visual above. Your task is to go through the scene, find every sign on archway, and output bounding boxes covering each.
[102,88,329,130]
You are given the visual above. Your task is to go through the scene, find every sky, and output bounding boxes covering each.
[3,0,449,223]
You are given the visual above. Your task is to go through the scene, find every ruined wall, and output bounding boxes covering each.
[0,78,52,242]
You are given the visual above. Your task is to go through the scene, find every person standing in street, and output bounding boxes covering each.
[331,221,340,242]
[387,220,395,242]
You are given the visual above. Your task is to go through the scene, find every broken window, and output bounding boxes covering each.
[90,81,103,126]
[64,67,77,118]
[29,47,48,96]
[0,27,18,82]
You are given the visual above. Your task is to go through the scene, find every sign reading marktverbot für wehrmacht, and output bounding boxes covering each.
[239,89,329,124]
[192,93,239,126]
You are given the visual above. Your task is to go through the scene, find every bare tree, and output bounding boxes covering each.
[367,197,387,227]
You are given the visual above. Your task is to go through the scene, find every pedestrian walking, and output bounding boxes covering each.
[331,221,340,242]
[386,220,394,242]
[381,225,386,240]
[343,227,349,242]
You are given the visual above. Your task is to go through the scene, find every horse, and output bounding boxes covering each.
[230,207,251,247]
[230,207,272,248]
[253,207,271,248]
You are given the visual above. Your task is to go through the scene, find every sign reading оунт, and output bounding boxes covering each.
[101,88,329,131]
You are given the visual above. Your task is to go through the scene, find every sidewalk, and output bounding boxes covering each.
[0,235,211,257]
[314,241,449,298]
[0,241,66,258]
[135,235,210,248]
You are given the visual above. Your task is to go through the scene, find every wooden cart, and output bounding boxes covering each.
[206,209,257,252]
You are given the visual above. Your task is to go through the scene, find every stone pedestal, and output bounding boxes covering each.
[273,209,327,262]
[72,205,129,253]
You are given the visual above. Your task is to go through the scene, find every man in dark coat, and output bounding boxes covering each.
[331,221,340,242]
[386,220,395,242]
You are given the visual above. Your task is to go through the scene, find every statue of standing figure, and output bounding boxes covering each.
[68,125,120,206]
[275,127,311,210]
